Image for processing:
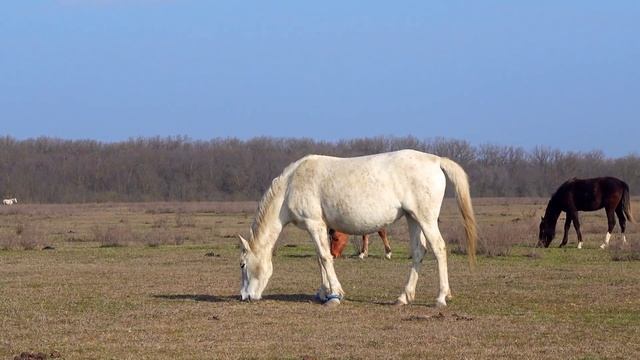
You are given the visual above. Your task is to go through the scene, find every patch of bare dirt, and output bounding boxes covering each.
[13,351,61,360]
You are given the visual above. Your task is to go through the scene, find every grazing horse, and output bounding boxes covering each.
[538,177,636,249]
[2,198,17,205]
[239,150,477,307]
[329,228,392,259]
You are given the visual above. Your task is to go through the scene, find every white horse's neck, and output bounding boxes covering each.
[250,168,295,255]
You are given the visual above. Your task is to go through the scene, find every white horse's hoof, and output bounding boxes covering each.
[385,252,392,260]
[358,253,366,259]
[600,243,607,250]
[436,299,447,308]
[324,298,341,307]
[314,289,329,302]
[393,299,407,307]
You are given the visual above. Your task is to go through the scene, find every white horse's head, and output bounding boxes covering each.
[239,234,273,301]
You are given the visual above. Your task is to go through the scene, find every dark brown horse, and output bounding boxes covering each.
[538,177,636,249]
[329,228,391,259]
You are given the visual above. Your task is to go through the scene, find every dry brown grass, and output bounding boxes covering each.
[0,224,47,250]
[1,199,639,359]
[91,224,136,247]
[610,240,640,261]
[174,211,197,228]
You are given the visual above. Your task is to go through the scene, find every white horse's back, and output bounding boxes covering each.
[284,150,446,234]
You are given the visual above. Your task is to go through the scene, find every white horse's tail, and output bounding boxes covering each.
[439,157,478,266]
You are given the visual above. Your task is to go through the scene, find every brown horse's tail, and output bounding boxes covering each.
[439,157,477,267]
[622,184,636,223]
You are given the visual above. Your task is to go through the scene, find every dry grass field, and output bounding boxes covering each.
[1,199,639,359]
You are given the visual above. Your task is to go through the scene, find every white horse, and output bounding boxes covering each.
[2,198,17,205]
[239,149,477,307]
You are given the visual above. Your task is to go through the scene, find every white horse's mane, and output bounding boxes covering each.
[251,156,311,242]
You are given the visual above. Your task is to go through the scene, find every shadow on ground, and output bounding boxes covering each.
[153,293,318,303]
[262,293,318,302]
[152,294,233,302]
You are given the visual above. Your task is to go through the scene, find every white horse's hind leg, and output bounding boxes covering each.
[417,219,451,307]
[306,221,345,302]
[396,218,427,305]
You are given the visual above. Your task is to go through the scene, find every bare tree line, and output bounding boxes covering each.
[0,135,638,203]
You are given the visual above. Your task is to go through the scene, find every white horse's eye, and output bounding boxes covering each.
[240,262,246,269]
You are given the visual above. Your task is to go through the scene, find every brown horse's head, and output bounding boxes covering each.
[329,229,350,258]
[538,216,555,247]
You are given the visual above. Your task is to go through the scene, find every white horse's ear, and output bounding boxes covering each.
[238,235,250,252]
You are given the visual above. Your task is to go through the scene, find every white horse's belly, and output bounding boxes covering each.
[322,200,404,234]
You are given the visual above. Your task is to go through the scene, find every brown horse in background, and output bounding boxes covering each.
[329,228,391,259]
[538,177,636,249]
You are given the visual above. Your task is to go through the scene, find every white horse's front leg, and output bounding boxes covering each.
[307,222,345,304]
[315,256,330,301]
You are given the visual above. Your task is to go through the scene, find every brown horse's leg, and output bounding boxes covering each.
[358,234,369,259]
[560,215,572,248]
[601,207,617,249]
[615,206,628,244]
[572,212,583,249]
[379,228,392,259]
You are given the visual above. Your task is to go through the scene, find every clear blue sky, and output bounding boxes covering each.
[1,1,638,156]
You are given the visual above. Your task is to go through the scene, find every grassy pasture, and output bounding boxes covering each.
[1,199,639,359]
